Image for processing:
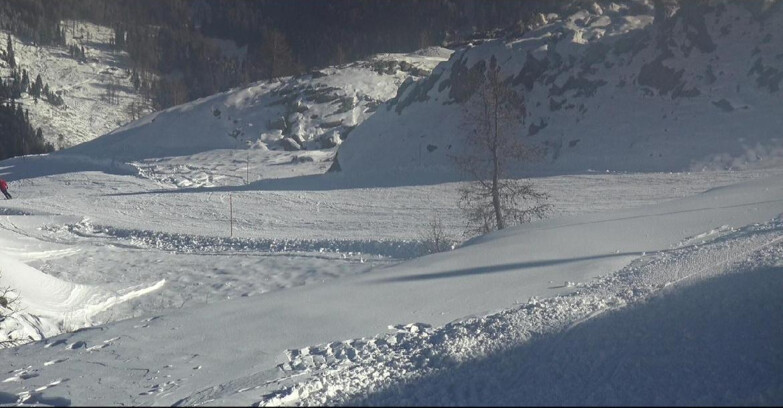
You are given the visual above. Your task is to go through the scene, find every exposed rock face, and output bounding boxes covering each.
[258,49,452,152]
[280,137,302,151]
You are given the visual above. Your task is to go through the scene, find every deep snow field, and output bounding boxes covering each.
[0,148,781,405]
[1,0,782,405]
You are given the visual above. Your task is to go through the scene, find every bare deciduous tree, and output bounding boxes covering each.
[0,276,18,323]
[0,272,21,347]
[0,277,26,348]
[453,56,551,236]
[418,215,453,255]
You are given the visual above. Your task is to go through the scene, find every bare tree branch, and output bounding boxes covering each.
[453,56,551,236]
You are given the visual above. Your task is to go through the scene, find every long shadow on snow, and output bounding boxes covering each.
[102,164,711,196]
[372,251,646,283]
[0,153,137,180]
[101,171,467,196]
[520,199,783,234]
[376,218,783,282]
[350,266,783,406]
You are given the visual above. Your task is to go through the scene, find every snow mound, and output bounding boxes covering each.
[0,252,163,346]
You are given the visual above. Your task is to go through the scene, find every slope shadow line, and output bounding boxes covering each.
[372,251,646,283]
[532,199,783,232]
[371,223,780,284]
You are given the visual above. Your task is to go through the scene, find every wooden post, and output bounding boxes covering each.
[229,194,233,238]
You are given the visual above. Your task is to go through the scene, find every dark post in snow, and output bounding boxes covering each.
[246,140,251,185]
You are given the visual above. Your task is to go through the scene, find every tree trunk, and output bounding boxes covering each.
[492,162,503,230]
[492,83,504,230]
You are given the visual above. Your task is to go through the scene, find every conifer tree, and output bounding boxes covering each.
[31,74,43,99]
[5,34,15,69]
[21,70,29,92]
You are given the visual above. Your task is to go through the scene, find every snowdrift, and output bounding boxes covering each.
[0,248,163,345]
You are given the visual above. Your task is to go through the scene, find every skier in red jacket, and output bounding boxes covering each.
[0,179,11,199]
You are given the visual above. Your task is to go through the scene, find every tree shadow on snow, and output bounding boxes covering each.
[350,267,783,406]
[371,251,646,284]
[102,170,468,197]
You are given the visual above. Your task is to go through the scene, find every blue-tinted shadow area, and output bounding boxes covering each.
[372,251,645,283]
[351,267,783,406]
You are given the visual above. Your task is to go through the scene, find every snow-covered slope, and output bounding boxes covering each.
[1,21,150,148]
[0,2,781,405]
[0,253,163,345]
[58,47,452,163]
[0,169,780,405]
[337,0,783,180]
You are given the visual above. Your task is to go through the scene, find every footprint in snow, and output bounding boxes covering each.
[44,339,68,348]
[2,371,39,382]
[139,379,179,396]
[86,343,110,351]
[134,316,162,328]
[68,341,87,350]
[34,378,67,392]
[43,358,68,366]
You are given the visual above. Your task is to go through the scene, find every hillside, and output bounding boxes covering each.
[337,0,783,180]
[0,1,781,405]
[0,161,780,405]
[1,21,149,149]
[51,47,451,187]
